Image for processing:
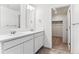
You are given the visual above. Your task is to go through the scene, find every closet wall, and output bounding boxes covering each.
[52,15,66,37]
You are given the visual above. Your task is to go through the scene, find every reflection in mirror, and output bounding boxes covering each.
[0,4,20,29]
[26,4,35,31]
[0,4,36,35]
[0,4,21,35]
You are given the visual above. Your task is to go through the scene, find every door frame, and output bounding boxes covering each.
[67,6,71,52]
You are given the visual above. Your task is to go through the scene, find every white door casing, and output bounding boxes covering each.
[67,7,71,50]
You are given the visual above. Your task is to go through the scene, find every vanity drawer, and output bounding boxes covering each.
[23,35,33,42]
[14,35,33,45]
[3,40,16,50]
[3,35,34,50]
[34,32,44,38]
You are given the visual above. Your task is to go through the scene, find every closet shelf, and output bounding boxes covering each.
[52,21,63,24]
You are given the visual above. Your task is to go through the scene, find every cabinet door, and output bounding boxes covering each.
[71,24,79,53]
[3,43,23,54]
[71,5,79,23]
[34,36,44,53]
[23,39,33,54]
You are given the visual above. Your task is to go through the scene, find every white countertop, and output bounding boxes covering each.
[0,29,44,42]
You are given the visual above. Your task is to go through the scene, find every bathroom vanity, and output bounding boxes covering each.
[0,30,44,54]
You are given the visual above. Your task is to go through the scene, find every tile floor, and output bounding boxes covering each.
[37,36,70,54]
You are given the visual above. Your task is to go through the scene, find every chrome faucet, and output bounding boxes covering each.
[10,31,16,34]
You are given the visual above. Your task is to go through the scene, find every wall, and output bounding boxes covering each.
[36,7,44,30]
[52,15,63,21]
[36,5,68,48]
[63,15,68,43]
[36,6,52,48]
[20,5,27,29]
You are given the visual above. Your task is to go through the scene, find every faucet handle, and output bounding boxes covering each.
[10,31,16,34]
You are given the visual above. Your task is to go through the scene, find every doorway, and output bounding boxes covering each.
[51,6,70,53]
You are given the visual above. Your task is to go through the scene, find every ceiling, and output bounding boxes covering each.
[0,4,20,11]
[52,6,69,15]
[33,4,69,15]
[33,4,69,8]
[0,4,69,14]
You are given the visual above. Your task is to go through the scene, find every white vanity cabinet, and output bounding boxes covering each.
[0,31,44,54]
[2,35,34,54]
[34,32,44,53]
[3,43,23,54]
[23,39,34,54]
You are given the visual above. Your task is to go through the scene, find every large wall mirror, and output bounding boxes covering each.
[26,5,35,31]
[0,4,21,29]
[0,4,36,31]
